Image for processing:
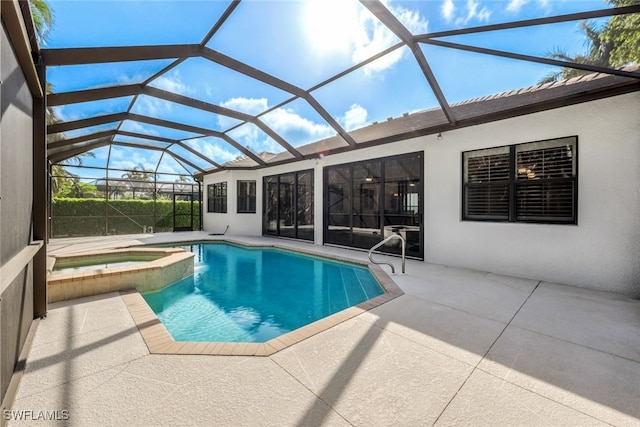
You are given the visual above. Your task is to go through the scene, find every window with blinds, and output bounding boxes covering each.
[237,180,256,213]
[463,137,577,224]
[207,182,227,213]
[463,147,510,220]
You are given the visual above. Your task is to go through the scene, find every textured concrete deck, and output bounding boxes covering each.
[8,232,640,426]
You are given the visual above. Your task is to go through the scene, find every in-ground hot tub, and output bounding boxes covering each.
[47,247,194,303]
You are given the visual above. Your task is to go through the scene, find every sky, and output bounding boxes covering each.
[45,0,612,180]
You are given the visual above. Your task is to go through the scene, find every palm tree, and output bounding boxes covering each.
[121,166,154,182]
[122,166,155,199]
[50,152,95,196]
[29,0,54,44]
[174,174,192,193]
[539,21,614,83]
[50,164,77,196]
[31,1,60,130]
[539,0,640,84]
[28,0,88,197]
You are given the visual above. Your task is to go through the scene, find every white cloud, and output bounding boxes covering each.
[152,71,194,95]
[216,97,269,131]
[507,0,550,14]
[361,49,406,76]
[455,0,491,26]
[133,95,173,117]
[339,104,368,131]
[203,144,237,163]
[353,1,429,76]
[52,106,76,122]
[120,120,160,137]
[185,138,237,164]
[303,0,428,76]
[218,97,335,151]
[221,97,269,115]
[109,148,160,173]
[506,0,527,13]
[442,0,455,22]
[262,106,335,147]
[263,108,335,143]
[390,2,429,34]
[156,156,182,174]
[94,146,110,161]
[215,98,368,153]
[227,124,283,154]
[217,97,367,151]
[442,0,491,26]
[115,72,146,85]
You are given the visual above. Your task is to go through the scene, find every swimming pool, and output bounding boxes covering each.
[141,242,385,343]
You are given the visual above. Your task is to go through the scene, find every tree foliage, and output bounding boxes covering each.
[602,0,640,66]
[50,153,95,196]
[540,0,639,83]
[56,180,98,198]
[122,166,154,182]
[29,0,54,44]
[28,0,102,196]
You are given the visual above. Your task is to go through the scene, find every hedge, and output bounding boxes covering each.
[52,198,201,237]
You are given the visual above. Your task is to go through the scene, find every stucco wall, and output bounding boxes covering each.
[202,92,640,296]
[424,93,640,296]
[203,170,263,236]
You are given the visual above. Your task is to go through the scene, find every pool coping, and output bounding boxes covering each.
[121,239,404,356]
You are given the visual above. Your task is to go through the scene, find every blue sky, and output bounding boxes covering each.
[46,0,611,179]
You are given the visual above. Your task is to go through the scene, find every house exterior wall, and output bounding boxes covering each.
[204,170,258,235]
[203,92,640,296]
[424,92,640,296]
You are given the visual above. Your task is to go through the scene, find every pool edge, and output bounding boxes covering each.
[120,247,404,357]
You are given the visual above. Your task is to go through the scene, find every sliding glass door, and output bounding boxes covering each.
[279,173,296,238]
[297,170,314,241]
[263,170,314,241]
[352,161,381,249]
[326,166,352,246]
[264,176,278,236]
[324,152,423,259]
[383,155,422,257]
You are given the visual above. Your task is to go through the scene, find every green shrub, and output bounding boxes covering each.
[52,198,201,237]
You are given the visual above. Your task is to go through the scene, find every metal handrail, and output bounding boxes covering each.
[368,234,406,274]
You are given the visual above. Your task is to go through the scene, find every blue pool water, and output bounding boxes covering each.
[142,243,384,343]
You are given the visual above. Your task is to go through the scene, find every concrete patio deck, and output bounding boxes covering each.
[8,232,640,426]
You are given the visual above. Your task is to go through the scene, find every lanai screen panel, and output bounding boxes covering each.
[42,1,640,178]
